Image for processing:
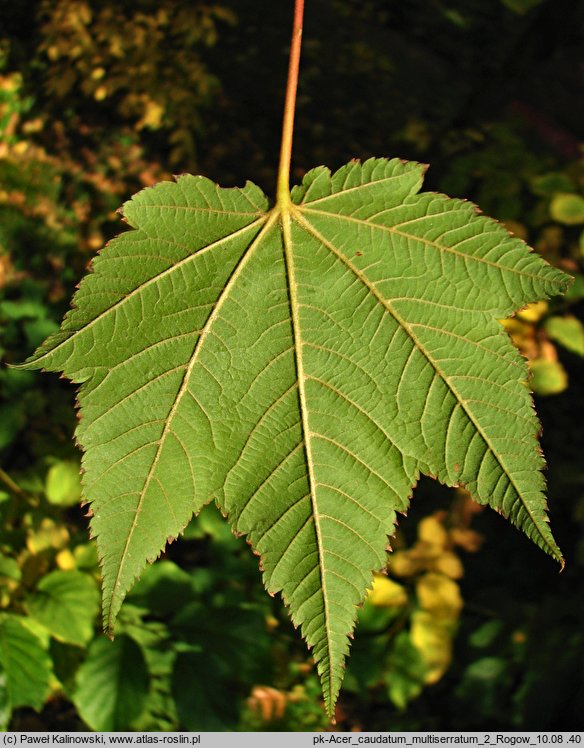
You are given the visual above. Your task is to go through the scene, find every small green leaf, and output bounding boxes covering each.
[45,460,82,506]
[73,635,149,731]
[550,193,584,225]
[544,316,584,357]
[465,655,507,681]
[530,359,568,396]
[0,613,52,712]
[0,300,48,321]
[469,620,503,649]
[384,632,428,709]
[26,570,100,646]
[0,554,21,583]
[531,173,575,197]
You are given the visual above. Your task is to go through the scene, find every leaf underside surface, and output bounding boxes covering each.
[23,158,570,714]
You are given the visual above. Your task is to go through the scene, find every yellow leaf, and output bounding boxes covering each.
[389,550,423,578]
[411,610,455,684]
[418,516,448,548]
[26,519,70,554]
[517,301,548,322]
[367,573,408,608]
[550,193,584,226]
[416,573,463,619]
[137,100,165,130]
[56,549,76,571]
[500,317,522,334]
[433,551,464,579]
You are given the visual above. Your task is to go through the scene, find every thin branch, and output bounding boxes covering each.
[0,467,28,498]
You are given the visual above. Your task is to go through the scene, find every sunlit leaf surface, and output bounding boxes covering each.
[23,158,570,713]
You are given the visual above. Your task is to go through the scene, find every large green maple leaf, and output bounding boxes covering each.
[23,157,570,713]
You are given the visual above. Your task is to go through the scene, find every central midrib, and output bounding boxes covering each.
[280,205,336,709]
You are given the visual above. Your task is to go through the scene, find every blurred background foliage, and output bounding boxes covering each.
[1,0,584,732]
